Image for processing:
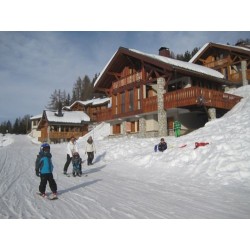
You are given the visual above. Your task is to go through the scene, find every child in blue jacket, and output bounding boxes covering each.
[35,143,57,198]
[72,152,83,177]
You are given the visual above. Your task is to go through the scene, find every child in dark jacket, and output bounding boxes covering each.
[72,152,83,177]
[158,138,167,152]
[35,143,57,198]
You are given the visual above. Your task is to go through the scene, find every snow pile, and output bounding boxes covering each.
[0,133,14,147]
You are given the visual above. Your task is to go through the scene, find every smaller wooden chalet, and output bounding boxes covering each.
[93,47,242,138]
[67,97,111,122]
[30,114,42,138]
[190,42,250,85]
[37,110,90,143]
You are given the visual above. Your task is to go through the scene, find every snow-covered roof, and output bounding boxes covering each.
[94,47,225,88]
[70,97,110,108]
[92,97,110,106]
[45,110,90,124]
[129,49,224,79]
[30,114,42,120]
[189,42,250,63]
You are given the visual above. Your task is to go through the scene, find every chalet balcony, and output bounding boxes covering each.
[229,69,250,83]
[204,56,232,69]
[38,131,87,142]
[164,87,241,110]
[95,87,241,122]
[112,72,143,90]
[95,108,112,122]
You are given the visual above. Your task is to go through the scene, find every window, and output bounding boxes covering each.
[121,92,125,113]
[129,89,134,111]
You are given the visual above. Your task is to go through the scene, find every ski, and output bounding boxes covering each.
[36,192,58,200]
[48,194,58,200]
[63,173,71,177]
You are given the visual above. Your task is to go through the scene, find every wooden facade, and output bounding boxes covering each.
[93,47,242,137]
[190,42,250,84]
[37,110,89,143]
[70,99,110,122]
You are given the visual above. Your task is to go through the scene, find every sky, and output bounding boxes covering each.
[0,1,249,122]
[1,85,250,248]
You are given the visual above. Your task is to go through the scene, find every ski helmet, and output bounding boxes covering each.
[41,143,50,151]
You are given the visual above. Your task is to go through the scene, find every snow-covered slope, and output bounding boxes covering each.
[1,86,250,219]
[1,85,250,250]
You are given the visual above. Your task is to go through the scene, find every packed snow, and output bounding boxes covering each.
[1,86,250,249]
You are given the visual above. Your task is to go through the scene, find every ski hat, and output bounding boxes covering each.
[73,152,79,157]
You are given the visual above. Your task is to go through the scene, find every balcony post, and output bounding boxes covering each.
[157,77,167,137]
[241,60,248,85]
[139,117,146,138]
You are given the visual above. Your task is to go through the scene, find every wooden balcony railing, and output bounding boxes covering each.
[38,131,87,142]
[142,96,158,113]
[204,57,231,69]
[94,87,241,123]
[113,72,143,89]
[229,69,250,83]
[164,87,241,110]
[95,108,112,122]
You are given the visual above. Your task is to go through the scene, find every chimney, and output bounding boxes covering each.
[159,47,171,57]
[55,101,63,117]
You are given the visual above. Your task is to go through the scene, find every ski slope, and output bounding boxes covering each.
[1,85,250,249]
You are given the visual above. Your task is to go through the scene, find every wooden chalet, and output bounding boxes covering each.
[30,114,42,138]
[69,97,111,122]
[189,42,250,85]
[37,110,90,143]
[93,47,242,137]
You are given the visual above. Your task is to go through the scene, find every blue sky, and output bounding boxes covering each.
[0,1,249,123]
[0,31,250,122]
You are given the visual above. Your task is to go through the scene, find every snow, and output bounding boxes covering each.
[94,47,225,89]
[130,48,225,79]
[44,110,90,123]
[189,42,250,63]
[1,86,250,249]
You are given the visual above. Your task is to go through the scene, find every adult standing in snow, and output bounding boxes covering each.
[158,138,167,152]
[63,136,79,175]
[85,136,96,165]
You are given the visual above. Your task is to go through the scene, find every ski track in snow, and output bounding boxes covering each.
[1,86,250,218]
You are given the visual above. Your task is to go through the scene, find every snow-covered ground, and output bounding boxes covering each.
[1,86,250,249]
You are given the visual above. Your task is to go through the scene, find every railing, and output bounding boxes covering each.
[112,72,142,89]
[142,96,158,113]
[95,108,112,122]
[227,69,250,83]
[229,72,242,82]
[204,57,231,68]
[94,87,242,123]
[38,131,87,142]
[164,87,241,110]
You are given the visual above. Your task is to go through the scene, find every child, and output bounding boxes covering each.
[85,136,96,165]
[158,138,167,152]
[35,143,57,198]
[72,152,83,177]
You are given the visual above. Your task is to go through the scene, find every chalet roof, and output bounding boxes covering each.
[130,48,224,78]
[189,42,250,63]
[94,47,226,90]
[43,110,90,124]
[70,97,110,108]
[30,114,42,120]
